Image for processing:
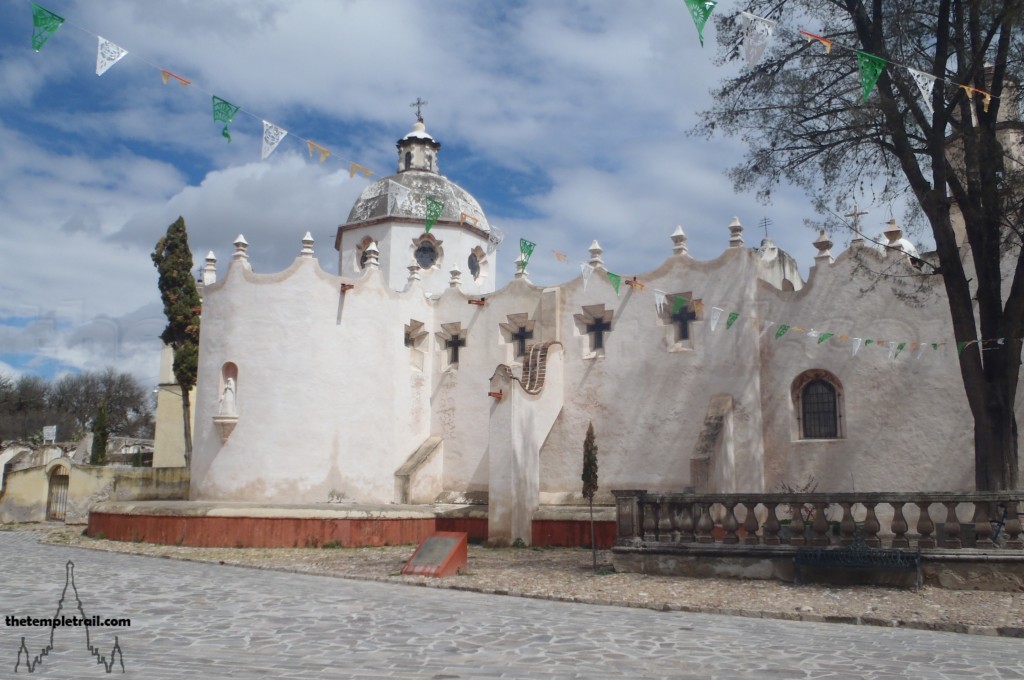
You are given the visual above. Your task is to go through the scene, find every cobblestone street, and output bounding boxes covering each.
[1,531,1022,679]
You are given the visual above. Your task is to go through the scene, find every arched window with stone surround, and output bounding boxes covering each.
[404,151,412,170]
[791,369,843,439]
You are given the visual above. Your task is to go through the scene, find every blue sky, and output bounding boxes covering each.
[0,0,879,387]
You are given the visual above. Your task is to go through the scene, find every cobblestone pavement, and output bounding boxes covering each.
[2,532,1023,679]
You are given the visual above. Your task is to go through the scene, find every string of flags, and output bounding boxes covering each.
[541,243,1010,362]
[684,3,995,112]
[26,2,379,175]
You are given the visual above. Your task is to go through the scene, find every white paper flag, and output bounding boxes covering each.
[580,263,595,291]
[96,37,127,76]
[388,180,411,214]
[709,307,724,331]
[851,337,863,356]
[908,68,937,115]
[738,12,775,68]
[915,344,928,360]
[759,320,776,338]
[261,121,288,160]
[887,341,899,360]
[653,289,667,315]
[486,226,505,254]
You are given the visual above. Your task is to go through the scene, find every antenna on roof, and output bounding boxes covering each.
[759,217,773,240]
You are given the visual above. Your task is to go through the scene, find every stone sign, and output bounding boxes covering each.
[401,532,468,577]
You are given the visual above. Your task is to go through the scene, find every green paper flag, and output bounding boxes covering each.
[212,96,240,142]
[956,341,966,354]
[31,4,63,52]
[684,0,717,46]
[895,341,906,358]
[607,272,622,296]
[865,339,874,346]
[726,311,740,329]
[672,295,688,315]
[774,324,791,339]
[519,238,536,269]
[817,332,834,344]
[425,197,444,233]
[931,342,939,350]
[856,50,886,103]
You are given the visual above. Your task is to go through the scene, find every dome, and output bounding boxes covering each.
[345,172,490,232]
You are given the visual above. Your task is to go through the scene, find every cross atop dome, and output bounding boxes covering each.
[397,104,441,174]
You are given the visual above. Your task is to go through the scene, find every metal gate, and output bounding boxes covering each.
[46,472,69,522]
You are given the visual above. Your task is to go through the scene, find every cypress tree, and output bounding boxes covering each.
[582,421,599,572]
[152,216,201,466]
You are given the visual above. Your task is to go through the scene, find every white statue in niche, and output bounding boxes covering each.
[218,377,237,416]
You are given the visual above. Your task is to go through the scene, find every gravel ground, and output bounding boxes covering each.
[16,524,1024,637]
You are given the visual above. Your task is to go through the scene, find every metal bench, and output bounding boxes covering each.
[793,533,922,591]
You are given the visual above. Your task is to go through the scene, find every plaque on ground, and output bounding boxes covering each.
[401,532,468,577]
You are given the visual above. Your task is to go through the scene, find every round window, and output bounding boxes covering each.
[415,242,438,269]
[468,252,480,279]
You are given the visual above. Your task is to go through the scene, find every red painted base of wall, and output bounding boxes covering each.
[87,512,618,550]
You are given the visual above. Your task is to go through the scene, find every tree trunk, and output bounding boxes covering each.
[972,376,1020,491]
[181,387,192,468]
[589,498,596,572]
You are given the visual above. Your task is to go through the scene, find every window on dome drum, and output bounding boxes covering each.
[359,249,370,268]
[415,242,438,269]
[468,252,480,279]
[404,151,412,170]
[801,379,839,438]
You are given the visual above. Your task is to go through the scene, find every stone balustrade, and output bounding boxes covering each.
[612,490,1024,551]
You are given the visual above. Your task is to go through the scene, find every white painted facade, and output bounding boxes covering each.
[187,119,1023,546]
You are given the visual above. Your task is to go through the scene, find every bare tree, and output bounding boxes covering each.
[699,0,1024,489]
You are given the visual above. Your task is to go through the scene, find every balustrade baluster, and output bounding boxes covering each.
[891,502,909,548]
[863,502,881,547]
[916,502,936,549]
[695,502,714,544]
[641,501,656,542]
[811,502,829,546]
[1004,501,1023,549]
[658,498,673,543]
[943,501,961,549]
[670,503,682,543]
[789,502,806,546]
[763,503,780,545]
[679,503,695,543]
[742,502,760,545]
[839,502,856,546]
[973,502,995,549]
[722,502,739,544]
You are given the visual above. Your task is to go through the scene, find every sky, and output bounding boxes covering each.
[0,0,873,388]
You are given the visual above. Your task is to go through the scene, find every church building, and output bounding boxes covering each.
[186,116,1021,546]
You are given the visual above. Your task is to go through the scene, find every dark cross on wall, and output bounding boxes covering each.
[511,326,534,358]
[672,305,698,341]
[585,318,612,351]
[445,334,466,364]
[410,97,428,122]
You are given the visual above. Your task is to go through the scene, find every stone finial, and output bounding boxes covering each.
[671,225,688,256]
[364,243,380,269]
[232,234,251,270]
[514,253,528,279]
[203,251,217,285]
[300,231,315,258]
[449,263,462,288]
[588,240,604,267]
[407,263,421,283]
[728,216,744,248]
[813,229,834,262]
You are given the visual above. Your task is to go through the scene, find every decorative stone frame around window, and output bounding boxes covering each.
[791,369,845,440]
[411,233,444,272]
[435,322,466,371]
[355,235,376,272]
[656,292,702,351]
[404,319,428,371]
[499,312,536,361]
[573,304,614,358]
